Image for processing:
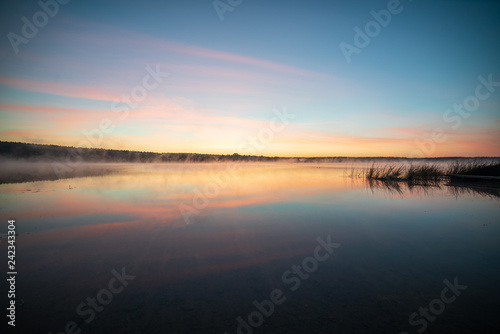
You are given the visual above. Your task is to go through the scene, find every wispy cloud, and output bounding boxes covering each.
[0,77,119,102]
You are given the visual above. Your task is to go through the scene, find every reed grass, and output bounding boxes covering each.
[363,161,500,184]
[446,161,500,176]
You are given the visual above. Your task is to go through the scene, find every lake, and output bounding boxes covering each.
[2,163,499,333]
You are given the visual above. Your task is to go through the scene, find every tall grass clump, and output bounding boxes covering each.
[363,160,500,185]
[365,163,445,184]
[446,161,500,177]
[365,164,404,180]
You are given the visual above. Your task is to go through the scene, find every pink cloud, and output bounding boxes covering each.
[0,77,119,102]
[0,102,105,115]
[387,126,425,137]
[47,18,332,80]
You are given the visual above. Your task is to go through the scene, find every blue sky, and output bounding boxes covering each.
[0,0,499,156]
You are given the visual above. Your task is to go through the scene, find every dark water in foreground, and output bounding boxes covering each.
[1,163,499,334]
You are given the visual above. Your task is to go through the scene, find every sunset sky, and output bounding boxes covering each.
[1,0,499,157]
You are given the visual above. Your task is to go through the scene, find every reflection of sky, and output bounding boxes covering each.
[2,163,498,251]
[2,164,499,231]
[2,164,500,332]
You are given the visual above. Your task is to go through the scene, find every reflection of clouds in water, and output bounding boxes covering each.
[3,163,500,333]
[3,163,499,236]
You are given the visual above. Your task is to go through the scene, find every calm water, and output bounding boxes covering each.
[1,163,499,334]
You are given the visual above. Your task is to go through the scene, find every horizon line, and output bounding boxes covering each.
[1,141,500,160]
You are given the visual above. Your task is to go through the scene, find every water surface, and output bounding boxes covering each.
[1,163,499,333]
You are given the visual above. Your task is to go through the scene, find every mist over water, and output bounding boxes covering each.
[2,156,498,184]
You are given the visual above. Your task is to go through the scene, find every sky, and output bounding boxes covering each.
[0,0,499,157]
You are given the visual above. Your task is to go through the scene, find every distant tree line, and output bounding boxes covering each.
[0,141,283,163]
[1,141,498,163]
